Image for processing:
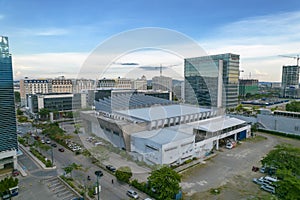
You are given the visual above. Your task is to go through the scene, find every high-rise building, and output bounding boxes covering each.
[239,79,259,97]
[0,36,18,171]
[281,65,300,98]
[185,53,239,108]
[152,76,172,91]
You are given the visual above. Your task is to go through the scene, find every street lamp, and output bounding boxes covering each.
[94,170,103,200]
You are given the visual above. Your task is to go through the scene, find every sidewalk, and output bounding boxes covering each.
[19,144,56,170]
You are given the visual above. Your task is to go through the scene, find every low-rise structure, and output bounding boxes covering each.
[81,93,250,165]
[27,93,85,114]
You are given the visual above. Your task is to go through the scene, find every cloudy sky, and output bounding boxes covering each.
[1,0,300,81]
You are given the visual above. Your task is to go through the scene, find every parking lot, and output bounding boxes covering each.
[181,132,300,199]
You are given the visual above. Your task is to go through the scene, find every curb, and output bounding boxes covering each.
[19,144,56,170]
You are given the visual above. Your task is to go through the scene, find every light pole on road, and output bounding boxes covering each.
[95,170,103,200]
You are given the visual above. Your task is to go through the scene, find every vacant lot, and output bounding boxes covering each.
[181,132,300,199]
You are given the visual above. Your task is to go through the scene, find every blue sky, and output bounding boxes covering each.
[1,0,300,81]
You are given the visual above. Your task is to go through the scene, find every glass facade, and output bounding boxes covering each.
[185,53,239,108]
[0,36,18,152]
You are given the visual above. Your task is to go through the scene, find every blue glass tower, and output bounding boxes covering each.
[0,36,18,153]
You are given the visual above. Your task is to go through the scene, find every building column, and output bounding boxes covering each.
[13,154,17,169]
[234,133,237,141]
[216,140,219,150]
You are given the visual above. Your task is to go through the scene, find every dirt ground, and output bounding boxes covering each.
[181,132,300,200]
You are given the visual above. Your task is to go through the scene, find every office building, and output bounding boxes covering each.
[51,76,73,93]
[72,79,96,93]
[97,78,116,89]
[20,78,50,106]
[115,77,133,89]
[185,53,239,108]
[281,65,300,98]
[133,75,147,90]
[152,76,172,91]
[239,79,259,97]
[27,93,87,114]
[0,36,18,171]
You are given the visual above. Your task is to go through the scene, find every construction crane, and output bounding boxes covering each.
[278,54,300,66]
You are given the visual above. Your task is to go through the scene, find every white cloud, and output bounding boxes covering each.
[35,28,69,36]
[200,11,300,82]
[12,52,88,80]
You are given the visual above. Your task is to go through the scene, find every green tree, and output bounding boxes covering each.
[0,177,18,196]
[14,91,20,103]
[115,166,132,183]
[38,108,51,120]
[261,144,300,199]
[16,108,23,115]
[147,166,181,200]
[235,104,244,113]
[261,144,300,176]
[63,163,82,178]
[286,101,300,112]
[275,169,300,200]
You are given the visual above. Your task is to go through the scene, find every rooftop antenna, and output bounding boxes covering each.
[160,64,162,77]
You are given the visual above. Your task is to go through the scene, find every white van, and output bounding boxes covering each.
[261,184,275,194]
[264,176,278,183]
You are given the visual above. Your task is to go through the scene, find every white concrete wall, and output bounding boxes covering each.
[0,149,17,169]
[161,136,195,165]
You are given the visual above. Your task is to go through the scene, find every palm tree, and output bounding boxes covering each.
[63,163,82,178]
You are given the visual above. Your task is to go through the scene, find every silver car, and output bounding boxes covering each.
[127,190,139,199]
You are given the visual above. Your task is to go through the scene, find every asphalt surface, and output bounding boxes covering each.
[181,132,300,197]
[16,122,150,200]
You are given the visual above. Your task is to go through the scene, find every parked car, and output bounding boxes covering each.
[127,190,139,199]
[41,139,45,144]
[58,148,64,152]
[260,166,266,173]
[106,165,116,173]
[71,197,84,200]
[12,169,20,177]
[225,143,233,149]
[253,177,264,185]
[51,143,57,147]
[46,139,51,144]
[261,184,275,194]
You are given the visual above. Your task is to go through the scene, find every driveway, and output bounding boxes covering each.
[181,132,299,197]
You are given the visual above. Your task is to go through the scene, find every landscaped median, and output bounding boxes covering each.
[18,144,56,170]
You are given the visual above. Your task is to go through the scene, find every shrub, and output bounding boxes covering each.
[258,129,300,140]
[115,166,132,183]
[30,147,52,167]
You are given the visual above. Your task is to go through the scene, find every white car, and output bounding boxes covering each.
[127,190,139,199]
[253,177,264,185]
[261,184,275,194]
[226,143,233,149]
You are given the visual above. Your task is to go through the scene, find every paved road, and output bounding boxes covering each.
[181,132,298,196]
[19,138,150,200]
